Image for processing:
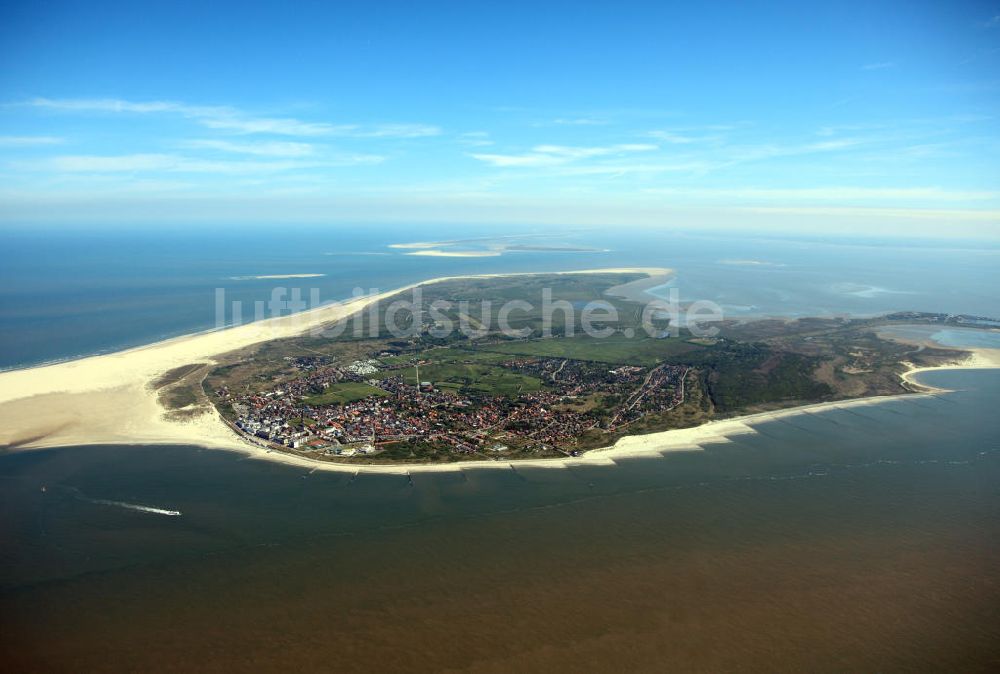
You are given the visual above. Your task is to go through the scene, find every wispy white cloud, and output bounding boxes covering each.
[458,131,493,147]
[544,161,715,177]
[9,97,997,233]
[551,117,608,126]
[29,98,189,114]
[648,131,700,144]
[180,139,316,157]
[468,153,558,168]
[0,135,64,147]
[469,132,873,177]
[815,123,886,137]
[471,143,657,167]
[26,97,439,138]
[861,61,896,70]
[14,152,383,174]
[368,124,441,138]
[535,144,658,158]
[324,123,442,138]
[714,137,867,167]
[46,154,181,172]
[196,115,336,136]
[643,186,1000,203]
[982,14,1000,28]
[29,97,336,136]
[647,129,726,144]
[740,205,1000,222]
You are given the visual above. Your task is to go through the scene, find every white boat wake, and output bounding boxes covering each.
[85,498,182,517]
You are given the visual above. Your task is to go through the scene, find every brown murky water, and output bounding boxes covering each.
[2,369,999,672]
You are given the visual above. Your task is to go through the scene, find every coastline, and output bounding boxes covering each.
[3,359,992,476]
[3,266,997,475]
[0,268,669,466]
[209,353,1000,474]
[898,349,1000,392]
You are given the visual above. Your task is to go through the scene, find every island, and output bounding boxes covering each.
[1,269,997,472]
[157,271,1000,466]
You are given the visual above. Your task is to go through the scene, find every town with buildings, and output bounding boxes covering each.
[213,352,690,462]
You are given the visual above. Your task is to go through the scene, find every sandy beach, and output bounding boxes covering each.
[1,266,995,475]
[605,269,676,303]
[877,325,1000,392]
[899,348,1000,392]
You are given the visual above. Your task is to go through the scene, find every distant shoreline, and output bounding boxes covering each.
[390,239,610,258]
[405,250,501,258]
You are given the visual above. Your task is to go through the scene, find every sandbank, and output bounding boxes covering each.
[229,273,327,280]
[405,250,502,258]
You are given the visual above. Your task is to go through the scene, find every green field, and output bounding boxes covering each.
[423,348,514,364]
[378,348,513,368]
[479,335,701,365]
[405,361,544,397]
[302,382,388,406]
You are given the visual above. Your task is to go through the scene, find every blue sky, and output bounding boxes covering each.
[1,0,999,236]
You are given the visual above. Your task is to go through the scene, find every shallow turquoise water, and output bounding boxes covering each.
[878,323,1000,349]
[2,226,998,368]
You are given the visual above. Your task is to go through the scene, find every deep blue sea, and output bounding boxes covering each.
[1,225,998,369]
